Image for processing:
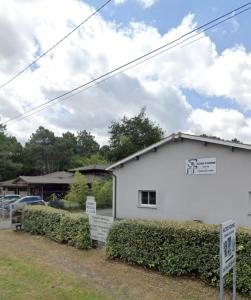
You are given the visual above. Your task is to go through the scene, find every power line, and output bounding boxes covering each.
[2,2,251,126]
[3,3,250,126]
[0,0,113,91]
[4,36,209,126]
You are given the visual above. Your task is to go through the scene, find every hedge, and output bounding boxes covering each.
[22,206,91,249]
[106,220,251,295]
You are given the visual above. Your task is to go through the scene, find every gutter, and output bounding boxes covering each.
[108,171,117,219]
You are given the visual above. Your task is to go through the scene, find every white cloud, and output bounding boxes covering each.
[114,0,157,8]
[188,107,251,143]
[138,0,157,8]
[114,0,127,5]
[1,0,251,146]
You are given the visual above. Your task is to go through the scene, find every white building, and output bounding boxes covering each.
[107,132,251,227]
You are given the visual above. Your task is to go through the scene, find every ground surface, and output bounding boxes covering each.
[0,229,247,300]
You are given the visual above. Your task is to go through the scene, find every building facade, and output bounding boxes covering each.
[107,133,251,228]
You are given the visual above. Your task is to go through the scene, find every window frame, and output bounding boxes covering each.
[138,190,157,208]
[248,192,251,215]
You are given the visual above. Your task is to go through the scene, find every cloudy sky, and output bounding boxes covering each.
[1,0,251,145]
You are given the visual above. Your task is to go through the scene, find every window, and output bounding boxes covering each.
[139,190,156,207]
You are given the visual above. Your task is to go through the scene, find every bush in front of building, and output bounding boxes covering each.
[106,220,251,295]
[22,206,91,249]
[49,199,80,211]
[92,179,112,208]
[64,171,89,208]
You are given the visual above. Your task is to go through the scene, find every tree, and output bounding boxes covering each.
[72,153,110,168]
[24,126,56,174]
[0,124,23,181]
[99,145,111,160]
[76,130,99,157]
[53,132,77,170]
[92,179,112,208]
[65,171,89,208]
[108,108,164,161]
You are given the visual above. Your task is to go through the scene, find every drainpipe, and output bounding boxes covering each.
[108,171,117,219]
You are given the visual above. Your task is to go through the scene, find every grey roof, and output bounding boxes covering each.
[14,171,74,185]
[69,164,108,172]
[0,179,16,187]
[107,132,251,170]
[1,171,103,187]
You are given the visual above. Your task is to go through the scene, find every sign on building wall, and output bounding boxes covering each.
[86,196,96,215]
[220,220,236,300]
[89,215,114,243]
[185,157,216,175]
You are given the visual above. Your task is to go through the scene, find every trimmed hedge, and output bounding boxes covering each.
[106,220,251,295]
[22,206,91,249]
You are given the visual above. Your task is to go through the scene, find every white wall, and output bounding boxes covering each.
[113,139,251,227]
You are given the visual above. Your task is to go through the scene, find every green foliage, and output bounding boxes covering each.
[108,108,164,161]
[22,206,91,249]
[0,126,23,181]
[65,171,89,208]
[92,179,112,208]
[48,193,58,201]
[76,130,99,157]
[49,199,80,210]
[72,153,110,168]
[106,220,251,296]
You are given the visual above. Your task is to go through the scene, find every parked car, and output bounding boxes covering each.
[0,195,21,217]
[12,196,46,229]
[13,196,45,208]
[0,194,21,204]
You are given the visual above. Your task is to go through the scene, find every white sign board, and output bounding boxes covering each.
[186,157,216,175]
[89,215,113,243]
[86,196,96,215]
[220,220,236,276]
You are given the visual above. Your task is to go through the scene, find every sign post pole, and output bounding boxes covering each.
[232,233,237,300]
[220,223,224,300]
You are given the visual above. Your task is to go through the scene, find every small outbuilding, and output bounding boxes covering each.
[107,132,251,227]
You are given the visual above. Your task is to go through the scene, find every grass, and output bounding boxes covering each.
[0,255,109,300]
[0,229,248,300]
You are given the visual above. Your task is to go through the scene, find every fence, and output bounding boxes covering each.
[0,200,12,229]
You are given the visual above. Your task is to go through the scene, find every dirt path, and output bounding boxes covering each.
[0,230,245,300]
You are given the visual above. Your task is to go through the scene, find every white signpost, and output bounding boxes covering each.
[86,196,96,215]
[220,220,236,300]
[85,197,113,244]
[89,215,113,243]
[186,157,216,175]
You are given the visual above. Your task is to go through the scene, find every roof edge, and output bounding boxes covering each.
[106,132,251,170]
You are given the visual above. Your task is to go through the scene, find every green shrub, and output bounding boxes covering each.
[65,171,89,208]
[22,206,91,249]
[49,199,81,211]
[92,179,112,208]
[106,220,251,296]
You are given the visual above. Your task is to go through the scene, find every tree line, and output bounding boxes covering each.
[0,109,164,181]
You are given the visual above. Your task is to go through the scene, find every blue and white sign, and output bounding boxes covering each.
[220,220,236,276]
[220,220,236,300]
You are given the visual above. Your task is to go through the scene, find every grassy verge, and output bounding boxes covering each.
[0,230,248,300]
[0,255,109,300]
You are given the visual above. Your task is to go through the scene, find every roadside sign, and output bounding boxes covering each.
[86,196,96,215]
[220,220,236,300]
[89,214,113,243]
